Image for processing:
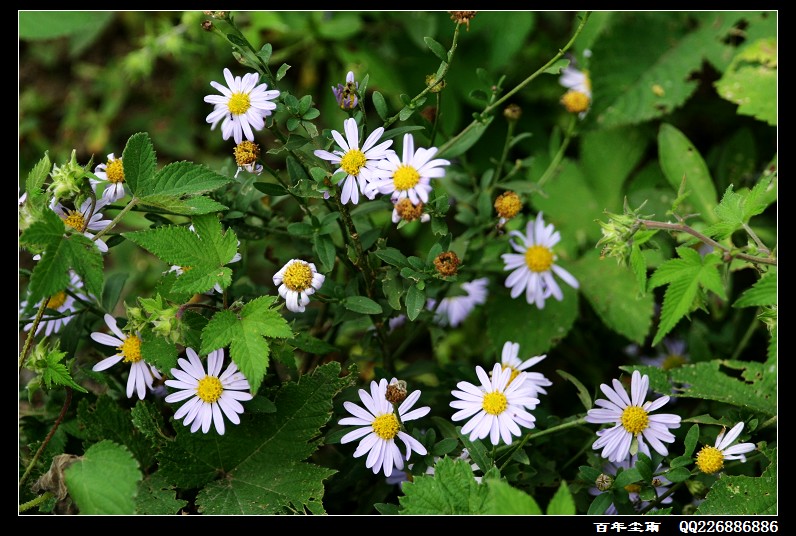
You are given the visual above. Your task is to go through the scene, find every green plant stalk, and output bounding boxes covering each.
[637,220,776,266]
[498,416,589,472]
[18,300,48,371]
[19,491,54,513]
[91,197,139,242]
[741,222,770,255]
[438,11,590,158]
[19,387,73,490]
[536,113,577,190]
[730,314,760,361]
[492,119,517,187]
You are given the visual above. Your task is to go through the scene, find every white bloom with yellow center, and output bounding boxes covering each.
[50,197,111,253]
[498,341,552,398]
[450,363,540,446]
[91,153,128,203]
[365,133,450,205]
[339,377,430,477]
[90,313,162,400]
[695,422,756,475]
[164,347,253,435]
[427,277,489,327]
[204,68,280,144]
[20,271,86,337]
[272,258,326,313]
[313,118,395,205]
[585,370,682,462]
[501,212,579,309]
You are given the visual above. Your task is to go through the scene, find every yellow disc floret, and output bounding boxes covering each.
[64,210,87,231]
[372,413,400,440]
[46,291,68,309]
[105,158,125,184]
[118,335,143,364]
[234,141,260,166]
[561,90,591,114]
[228,92,251,115]
[282,262,313,292]
[695,445,725,474]
[340,149,367,176]
[393,165,420,191]
[620,406,649,435]
[494,191,522,220]
[524,245,554,273]
[482,391,508,415]
[197,375,224,403]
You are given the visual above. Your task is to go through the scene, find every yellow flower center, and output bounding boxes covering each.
[482,391,508,415]
[393,165,420,191]
[662,354,687,370]
[64,210,86,231]
[197,375,224,403]
[372,413,400,440]
[561,90,591,114]
[696,445,725,475]
[494,191,522,220]
[105,158,125,184]
[234,141,260,166]
[118,335,143,364]
[502,365,521,385]
[620,405,649,435]
[46,291,68,309]
[228,92,251,115]
[340,149,367,176]
[282,262,314,292]
[524,245,554,273]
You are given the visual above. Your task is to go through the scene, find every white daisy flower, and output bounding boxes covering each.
[51,197,111,253]
[164,347,253,435]
[313,117,395,205]
[450,362,540,446]
[91,153,128,203]
[20,271,86,337]
[427,277,489,327]
[501,212,579,309]
[272,258,325,313]
[364,133,450,205]
[338,377,430,477]
[588,455,673,514]
[695,422,756,475]
[90,313,162,400]
[559,65,592,117]
[204,68,280,144]
[497,341,552,398]
[585,370,682,463]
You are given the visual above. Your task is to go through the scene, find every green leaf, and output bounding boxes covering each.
[733,271,776,308]
[438,116,494,159]
[399,457,490,514]
[275,63,291,81]
[254,182,289,196]
[372,90,388,120]
[24,152,51,195]
[374,247,409,268]
[141,334,178,375]
[683,423,700,457]
[136,471,188,515]
[122,132,157,197]
[555,371,592,411]
[313,234,336,273]
[41,345,87,393]
[483,478,544,514]
[288,332,337,355]
[614,467,642,488]
[423,36,448,62]
[200,296,292,393]
[137,161,232,198]
[587,491,615,515]
[714,38,777,126]
[65,440,142,515]
[405,284,425,321]
[545,480,576,515]
[257,43,272,65]
[101,272,128,312]
[648,248,726,345]
[130,400,169,445]
[343,296,383,315]
[485,284,578,356]
[157,362,353,514]
[19,11,114,39]
[696,447,776,514]
[570,250,654,344]
[136,194,228,215]
[658,123,719,223]
[663,466,691,483]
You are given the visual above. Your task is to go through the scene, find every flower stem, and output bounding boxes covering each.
[19,492,54,513]
[19,387,73,490]
[92,197,139,242]
[498,416,590,471]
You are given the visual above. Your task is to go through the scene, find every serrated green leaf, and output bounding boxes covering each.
[372,90,388,120]
[399,457,490,514]
[25,152,51,195]
[695,447,776,514]
[122,132,157,197]
[423,36,448,62]
[486,284,578,356]
[733,271,776,308]
[483,478,544,514]
[130,400,169,445]
[545,480,576,515]
[715,37,776,126]
[555,370,592,411]
[136,471,189,515]
[658,123,718,223]
[77,396,156,468]
[41,346,87,392]
[137,194,228,215]
[648,248,726,346]
[343,296,383,315]
[139,161,232,198]
[64,440,141,514]
[157,363,352,514]
[141,334,178,375]
[571,250,654,344]
[200,297,291,394]
[405,284,425,321]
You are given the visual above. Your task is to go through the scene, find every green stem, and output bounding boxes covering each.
[498,416,589,471]
[18,300,48,371]
[91,197,139,243]
[19,388,73,490]
[637,220,776,266]
[536,113,577,190]
[492,119,517,186]
[741,222,770,254]
[19,492,54,513]
[729,315,759,361]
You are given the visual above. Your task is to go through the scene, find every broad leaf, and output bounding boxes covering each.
[696,447,776,514]
[65,440,141,515]
[399,457,490,514]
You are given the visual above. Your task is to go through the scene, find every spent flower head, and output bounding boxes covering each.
[233,140,263,178]
[338,377,430,477]
[392,198,430,224]
[501,212,579,309]
[433,251,460,277]
[585,370,681,462]
[494,190,522,226]
[204,67,280,144]
[588,455,673,514]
